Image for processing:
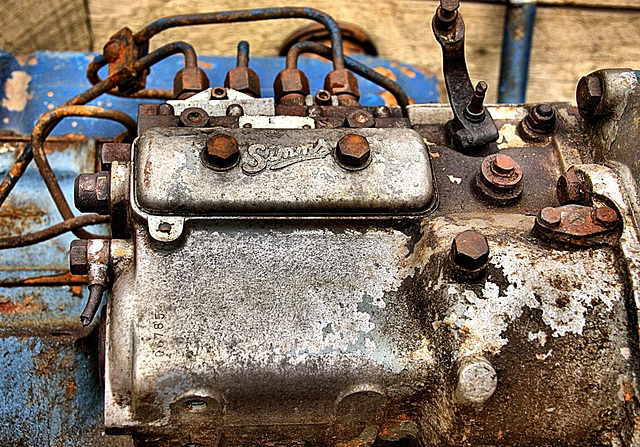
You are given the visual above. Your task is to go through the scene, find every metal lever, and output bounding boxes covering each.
[432,0,498,150]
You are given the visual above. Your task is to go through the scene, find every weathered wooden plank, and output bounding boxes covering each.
[0,0,92,53]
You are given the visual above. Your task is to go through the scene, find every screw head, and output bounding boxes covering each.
[69,239,88,275]
[226,104,244,117]
[205,134,240,169]
[346,109,375,128]
[373,105,391,118]
[180,107,209,127]
[336,134,371,169]
[539,207,562,227]
[576,75,603,116]
[451,230,490,271]
[594,206,617,227]
[456,357,497,406]
[157,103,174,116]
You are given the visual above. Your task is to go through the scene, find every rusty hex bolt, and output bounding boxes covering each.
[205,134,240,169]
[450,230,490,272]
[69,239,88,275]
[324,69,360,106]
[476,153,523,205]
[173,66,210,99]
[539,207,562,227]
[594,206,617,227]
[336,134,371,169]
[576,74,603,118]
[556,171,585,205]
[524,104,556,135]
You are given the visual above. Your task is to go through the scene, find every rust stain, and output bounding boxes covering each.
[27,57,38,66]
[0,201,48,235]
[34,347,58,376]
[0,271,87,287]
[378,91,415,107]
[144,156,153,187]
[198,61,213,69]
[0,294,45,315]
[64,380,77,400]
[622,380,635,402]
[374,66,396,81]
[400,66,416,78]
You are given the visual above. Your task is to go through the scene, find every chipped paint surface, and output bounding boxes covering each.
[428,214,623,357]
[1,71,32,111]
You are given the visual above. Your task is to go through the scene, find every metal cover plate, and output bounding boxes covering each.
[134,127,434,215]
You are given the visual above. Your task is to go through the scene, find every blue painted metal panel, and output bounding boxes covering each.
[0,51,439,139]
[0,50,439,445]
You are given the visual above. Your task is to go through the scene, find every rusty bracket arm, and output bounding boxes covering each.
[432,0,498,151]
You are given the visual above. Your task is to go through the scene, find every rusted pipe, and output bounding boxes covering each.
[132,7,346,70]
[31,106,136,238]
[0,214,110,250]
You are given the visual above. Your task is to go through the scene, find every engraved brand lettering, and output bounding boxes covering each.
[241,139,332,174]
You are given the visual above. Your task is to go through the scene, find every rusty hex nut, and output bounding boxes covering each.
[273,68,310,104]
[335,134,371,169]
[69,239,88,275]
[576,74,603,118]
[224,67,261,98]
[538,207,562,227]
[74,171,111,215]
[450,230,490,272]
[324,69,360,105]
[594,206,617,227]
[556,171,585,205]
[173,66,210,99]
[205,134,240,169]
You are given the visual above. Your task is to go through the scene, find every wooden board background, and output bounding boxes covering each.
[1,0,639,103]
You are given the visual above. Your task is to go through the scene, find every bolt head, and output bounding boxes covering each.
[451,230,489,271]
[226,104,244,117]
[69,240,88,275]
[206,134,240,168]
[576,75,603,116]
[180,107,210,127]
[556,171,584,205]
[491,154,516,175]
[336,134,371,168]
[594,206,617,227]
[346,109,375,128]
[539,207,562,227]
[456,357,497,405]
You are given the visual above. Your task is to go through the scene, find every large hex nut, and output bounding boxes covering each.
[69,239,88,275]
[74,171,111,215]
[273,69,310,102]
[324,69,360,104]
[205,134,240,169]
[450,230,490,272]
[224,67,261,98]
[173,67,210,99]
[335,134,371,169]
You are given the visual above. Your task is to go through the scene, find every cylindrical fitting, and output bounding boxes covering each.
[323,69,360,106]
[273,68,310,106]
[475,153,523,205]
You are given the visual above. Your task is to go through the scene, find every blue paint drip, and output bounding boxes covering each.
[498,2,537,103]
